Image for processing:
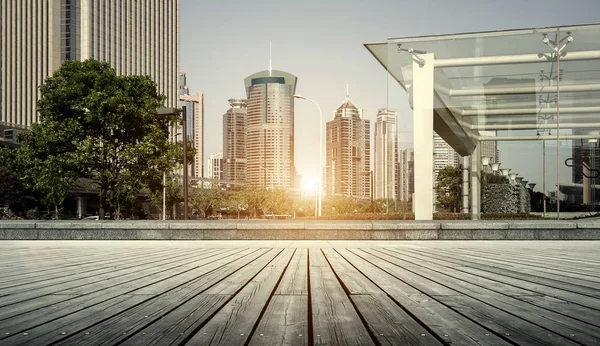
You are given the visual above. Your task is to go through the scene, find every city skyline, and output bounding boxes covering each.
[181,0,599,189]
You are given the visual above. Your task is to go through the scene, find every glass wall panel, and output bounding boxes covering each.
[370,24,600,220]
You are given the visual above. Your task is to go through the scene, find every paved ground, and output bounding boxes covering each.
[0,240,599,345]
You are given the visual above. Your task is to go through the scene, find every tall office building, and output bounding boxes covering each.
[479,131,500,173]
[179,72,203,177]
[374,108,397,200]
[434,132,461,180]
[325,95,370,199]
[1,1,179,129]
[207,153,224,181]
[223,98,247,188]
[398,148,415,202]
[244,70,297,190]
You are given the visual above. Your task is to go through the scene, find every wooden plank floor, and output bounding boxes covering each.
[0,241,599,345]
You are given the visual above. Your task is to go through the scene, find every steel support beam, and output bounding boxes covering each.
[472,122,600,131]
[449,83,600,97]
[479,134,600,141]
[470,146,481,220]
[434,50,600,68]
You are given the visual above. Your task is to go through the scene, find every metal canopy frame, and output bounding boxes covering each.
[365,24,600,220]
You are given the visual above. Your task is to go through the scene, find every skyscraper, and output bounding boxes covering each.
[398,148,415,202]
[223,98,247,188]
[179,72,203,178]
[479,131,500,173]
[434,132,461,180]
[207,153,224,181]
[244,70,297,190]
[325,95,370,199]
[1,1,179,129]
[374,108,398,200]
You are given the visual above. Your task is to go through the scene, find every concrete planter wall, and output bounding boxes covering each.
[0,220,599,240]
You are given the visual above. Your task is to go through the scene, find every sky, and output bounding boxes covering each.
[180,0,600,190]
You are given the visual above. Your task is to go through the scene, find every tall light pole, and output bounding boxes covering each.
[294,94,322,217]
[182,106,189,220]
[158,106,189,220]
[163,131,182,220]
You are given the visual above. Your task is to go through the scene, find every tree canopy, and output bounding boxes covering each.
[11,59,184,219]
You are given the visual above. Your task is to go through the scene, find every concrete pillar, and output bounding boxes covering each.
[462,156,470,214]
[412,54,435,220]
[470,145,481,220]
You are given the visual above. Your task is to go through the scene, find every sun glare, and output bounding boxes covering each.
[301,177,317,196]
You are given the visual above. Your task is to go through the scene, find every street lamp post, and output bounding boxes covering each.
[182,106,189,220]
[163,131,182,220]
[294,94,323,217]
[158,106,189,220]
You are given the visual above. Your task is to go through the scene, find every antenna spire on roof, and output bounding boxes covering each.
[269,42,272,76]
[346,84,349,98]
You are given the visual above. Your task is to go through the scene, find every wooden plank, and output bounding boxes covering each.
[184,249,295,345]
[351,295,443,346]
[424,248,600,286]
[395,248,600,310]
[1,248,264,345]
[275,248,307,295]
[0,248,163,279]
[248,295,308,346]
[0,294,149,345]
[321,248,383,295]
[105,250,278,346]
[0,249,246,325]
[370,248,600,345]
[322,249,442,345]
[53,250,266,346]
[439,295,581,346]
[309,249,375,346]
[0,248,196,291]
[442,248,600,284]
[0,248,236,307]
[341,249,511,346]
[374,248,600,328]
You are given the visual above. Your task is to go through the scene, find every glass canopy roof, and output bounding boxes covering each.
[365,24,600,149]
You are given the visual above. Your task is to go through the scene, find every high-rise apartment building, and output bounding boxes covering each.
[398,148,415,202]
[207,153,224,181]
[374,108,397,200]
[325,96,370,199]
[179,72,203,177]
[479,131,500,173]
[244,70,297,190]
[1,1,179,129]
[223,98,247,188]
[434,132,461,180]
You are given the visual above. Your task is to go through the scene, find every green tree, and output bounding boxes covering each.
[32,59,182,219]
[190,180,225,219]
[239,186,270,218]
[435,165,462,212]
[323,196,358,216]
[146,171,182,219]
[264,188,293,216]
[223,190,247,219]
[7,121,81,219]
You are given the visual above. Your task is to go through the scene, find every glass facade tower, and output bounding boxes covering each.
[244,70,298,190]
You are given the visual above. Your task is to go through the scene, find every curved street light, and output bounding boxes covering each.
[294,94,323,217]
